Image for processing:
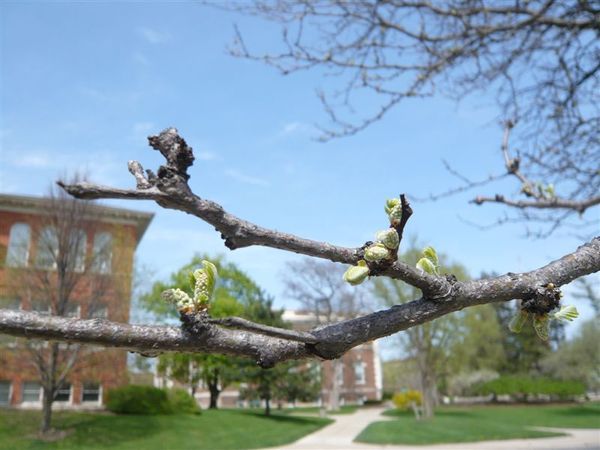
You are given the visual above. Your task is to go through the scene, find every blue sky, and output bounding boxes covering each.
[1,2,597,347]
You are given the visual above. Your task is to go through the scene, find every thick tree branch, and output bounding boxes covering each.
[60,128,447,298]
[1,236,598,363]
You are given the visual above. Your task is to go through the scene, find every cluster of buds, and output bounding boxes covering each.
[416,246,439,276]
[509,283,579,341]
[343,198,403,286]
[161,260,218,313]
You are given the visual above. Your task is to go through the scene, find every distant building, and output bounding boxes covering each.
[0,193,152,409]
[282,310,383,406]
[156,309,383,409]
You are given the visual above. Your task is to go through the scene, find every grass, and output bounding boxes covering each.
[0,408,333,450]
[355,402,600,446]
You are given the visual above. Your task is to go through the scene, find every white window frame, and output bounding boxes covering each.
[81,382,102,405]
[92,232,112,274]
[6,223,31,267]
[354,361,367,385]
[69,229,87,272]
[35,226,58,270]
[21,381,42,405]
[0,381,12,406]
[89,304,108,319]
[55,383,72,403]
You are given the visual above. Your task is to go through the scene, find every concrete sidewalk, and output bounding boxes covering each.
[264,407,600,450]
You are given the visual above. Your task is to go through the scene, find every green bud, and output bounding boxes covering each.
[343,260,370,286]
[364,243,390,262]
[533,315,550,341]
[385,198,402,224]
[553,305,579,322]
[161,288,193,311]
[193,260,219,308]
[422,246,439,267]
[416,257,437,275]
[508,310,529,333]
[376,228,400,250]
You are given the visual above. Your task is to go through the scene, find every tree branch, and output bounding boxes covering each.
[60,128,447,298]
[1,236,598,364]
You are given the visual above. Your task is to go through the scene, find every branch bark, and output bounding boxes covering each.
[1,236,598,365]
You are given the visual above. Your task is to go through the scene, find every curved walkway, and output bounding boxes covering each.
[264,407,600,450]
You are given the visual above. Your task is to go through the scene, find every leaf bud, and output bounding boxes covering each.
[375,228,400,250]
[343,260,370,286]
[364,243,390,262]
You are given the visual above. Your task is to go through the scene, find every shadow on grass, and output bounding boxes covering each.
[238,409,332,425]
[49,413,164,448]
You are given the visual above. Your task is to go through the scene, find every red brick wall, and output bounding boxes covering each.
[0,207,139,407]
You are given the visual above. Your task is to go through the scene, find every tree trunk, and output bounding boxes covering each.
[264,396,271,416]
[420,370,437,419]
[41,386,54,434]
[328,359,342,411]
[208,380,220,409]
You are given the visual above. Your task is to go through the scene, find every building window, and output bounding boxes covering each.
[335,363,344,385]
[64,303,80,318]
[55,383,71,402]
[0,381,11,405]
[22,382,42,403]
[31,300,51,315]
[0,298,20,310]
[82,383,101,402]
[6,223,31,267]
[68,229,87,272]
[35,226,58,269]
[92,232,112,274]
[354,361,366,385]
[89,304,108,319]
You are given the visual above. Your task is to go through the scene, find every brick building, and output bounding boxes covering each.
[157,309,383,409]
[282,310,383,406]
[0,193,152,409]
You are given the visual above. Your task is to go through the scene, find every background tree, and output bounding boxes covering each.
[284,258,367,411]
[224,0,600,235]
[3,179,116,435]
[143,255,249,408]
[372,242,468,418]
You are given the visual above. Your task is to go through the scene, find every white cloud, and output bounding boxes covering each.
[224,169,270,187]
[10,153,53,168]
[197,151,217,161]
[277,121,314,138]
[132,121,155,139]
[137,27,171,45]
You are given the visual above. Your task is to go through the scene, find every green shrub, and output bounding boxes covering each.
[168,388,201,414]
[107,385,173,415]
[475,376,585,400]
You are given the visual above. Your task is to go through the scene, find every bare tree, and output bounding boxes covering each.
[3,180,116,435]
[284,258,365,410]
[220,0,600,235]
[0,129,598,383]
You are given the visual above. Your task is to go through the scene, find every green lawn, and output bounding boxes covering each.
[356,402,600,446]
[0,408,333,450]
